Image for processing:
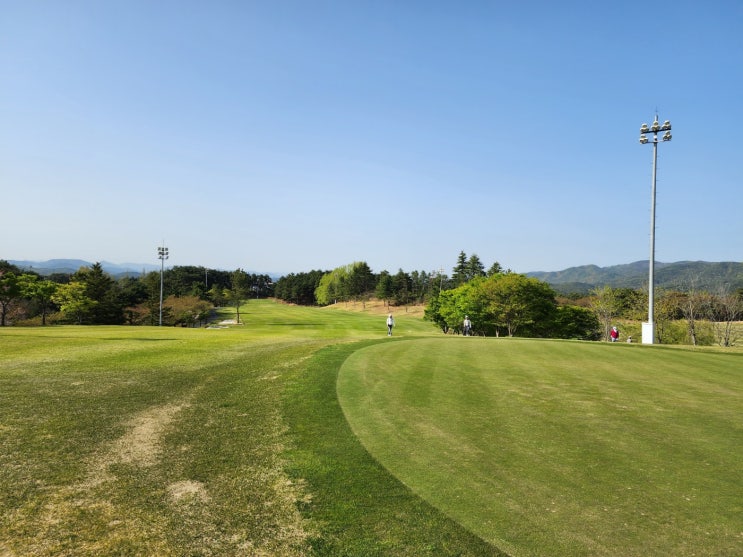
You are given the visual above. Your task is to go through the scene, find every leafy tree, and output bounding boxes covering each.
[0,270,21,326]
[614,288,645,320]
[550,305,600,340]
[18,274,58,325]
[315,265,352,306]
[426,274,558,337]
[478,273,557,337]
[424,293,448,333]
[52,282,97,324]
[164,295,212,327]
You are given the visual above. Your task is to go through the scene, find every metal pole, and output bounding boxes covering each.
[639,116,670,344]
[647,139,658,343]
[159,255,164,326]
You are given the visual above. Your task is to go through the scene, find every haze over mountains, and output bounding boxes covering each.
[7,258,742,294]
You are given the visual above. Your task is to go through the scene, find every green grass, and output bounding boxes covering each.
[1,301,741,555]
[338,338,743,556]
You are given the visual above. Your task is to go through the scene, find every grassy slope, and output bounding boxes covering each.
[338,338,743,556]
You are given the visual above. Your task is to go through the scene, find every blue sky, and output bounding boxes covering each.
[2,1,741,276]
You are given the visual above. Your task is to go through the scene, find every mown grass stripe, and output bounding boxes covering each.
[283,339,504,556]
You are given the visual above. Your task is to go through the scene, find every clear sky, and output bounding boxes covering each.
[2,1,741,276]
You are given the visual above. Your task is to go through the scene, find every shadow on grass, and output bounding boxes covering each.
[283,339,507,556]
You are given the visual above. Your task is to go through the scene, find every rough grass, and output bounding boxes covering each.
[0,301,442,556]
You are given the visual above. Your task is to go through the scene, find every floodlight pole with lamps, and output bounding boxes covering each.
[158,245,169,326]
[639,116,672,344]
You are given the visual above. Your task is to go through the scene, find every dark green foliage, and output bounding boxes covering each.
[549,305,601,340]
[274,270,326,305]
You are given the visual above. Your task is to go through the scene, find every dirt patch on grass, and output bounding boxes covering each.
[83,400,190,487]
[168,480,210,503]
[320,299,426,316]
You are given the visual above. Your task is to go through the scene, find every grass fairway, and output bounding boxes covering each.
[2,302,741,555]
[338,338,743,556]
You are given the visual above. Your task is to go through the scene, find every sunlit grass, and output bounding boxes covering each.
[338,338,743,556]
[2,302,740,555]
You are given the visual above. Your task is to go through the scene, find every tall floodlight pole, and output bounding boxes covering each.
[158,245,169,326]
[639,116,672,344]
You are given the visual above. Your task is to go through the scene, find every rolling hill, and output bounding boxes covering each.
[527,260,743,294]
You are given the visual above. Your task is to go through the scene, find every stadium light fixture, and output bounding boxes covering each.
[639,115,672,344]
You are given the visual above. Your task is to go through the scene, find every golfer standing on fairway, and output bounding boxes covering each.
[386,313,394,336]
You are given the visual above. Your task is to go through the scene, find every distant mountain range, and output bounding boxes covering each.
[526,261,743,294]
[6,259,742,293]
[7,259,160,278]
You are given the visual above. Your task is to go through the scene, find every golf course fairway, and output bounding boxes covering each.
[337,337,742,556]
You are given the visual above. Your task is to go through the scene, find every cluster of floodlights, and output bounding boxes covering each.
[639,117,672,143]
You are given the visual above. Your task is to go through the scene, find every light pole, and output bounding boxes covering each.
[639,115,672,344]
[158,245,169,326]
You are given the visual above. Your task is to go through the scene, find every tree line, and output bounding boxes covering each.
[3,253,740,346]
[274,251,741,346]
[0,260,273,327]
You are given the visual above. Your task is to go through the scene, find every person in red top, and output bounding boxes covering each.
[610,326,619,342]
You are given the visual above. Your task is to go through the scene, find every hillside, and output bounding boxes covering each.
[527,260,743,294]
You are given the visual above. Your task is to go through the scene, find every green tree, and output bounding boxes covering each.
[274,270,325,305]
[487,262,504,276]
[392,269,412,306]
[451,251,469,287]
[208,284,229,307]
[550,305,600,340]
[375,271,394,307]
[315,265,351,306]
[73,263,122,324]
[654,289,683,344]
[0,270,21,326]
[478,273,557,337]
[229,269,251,323]
[52,282,97,324]
[18,274,58,325]
[466,254,486,281]
[347,262,375,301]
[589,286,620,341]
